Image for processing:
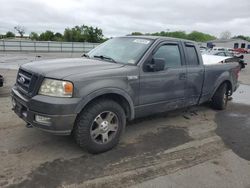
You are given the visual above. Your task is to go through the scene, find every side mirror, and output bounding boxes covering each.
[147,58,165,72]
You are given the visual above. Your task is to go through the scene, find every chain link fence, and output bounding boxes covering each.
[0,40,100,53]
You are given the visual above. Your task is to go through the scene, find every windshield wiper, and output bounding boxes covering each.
[93,55,117,63]
[81,53,90,58]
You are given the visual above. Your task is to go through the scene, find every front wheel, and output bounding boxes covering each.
[73,99,126,154]
[211,83,228,110]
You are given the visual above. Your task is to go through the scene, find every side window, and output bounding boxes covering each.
[217,52,226,56]
[153,44,182,69]
[241,43,246,48]
[225,52,233,56]
[186,46,199,66]
[234,43,239,48]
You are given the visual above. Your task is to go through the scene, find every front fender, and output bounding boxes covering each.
[74,87,135,120]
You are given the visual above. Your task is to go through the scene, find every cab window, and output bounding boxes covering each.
[185,46,199,66]
[153,44,182,69]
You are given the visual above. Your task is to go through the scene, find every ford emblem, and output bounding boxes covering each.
[18,76,25,84]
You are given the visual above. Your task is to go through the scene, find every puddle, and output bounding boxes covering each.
[232,84,250,105]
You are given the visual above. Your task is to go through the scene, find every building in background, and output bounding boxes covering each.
[206,39,250,49]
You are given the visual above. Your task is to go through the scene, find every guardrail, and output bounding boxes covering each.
[0,40,100,53]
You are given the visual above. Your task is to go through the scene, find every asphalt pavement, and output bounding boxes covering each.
[0,52,250,188]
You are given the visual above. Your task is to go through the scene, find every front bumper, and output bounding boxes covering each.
[11,86,80,135]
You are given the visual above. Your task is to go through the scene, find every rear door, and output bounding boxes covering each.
[183,42,205,106]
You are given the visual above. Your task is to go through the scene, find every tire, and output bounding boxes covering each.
[73,99,126,154]
[211,83,228,110]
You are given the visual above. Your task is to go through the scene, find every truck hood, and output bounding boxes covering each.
[21,58,124,79]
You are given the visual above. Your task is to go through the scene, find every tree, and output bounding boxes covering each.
[131,32,143,36]
[5,31,15,38]
[188,31,216,42]
[39,30,54,41]
[63,25,104,42]
[150,31,187,39]
[220,31,231,40]
[168,31,187,39]
[29,32,39,40]
[83,26,104,42]
[14,26,25,38]
[54,32,63,41]
[131,30,216,42]
[64,28,73,42]
[63,27,81,42]
[233,35,250,42]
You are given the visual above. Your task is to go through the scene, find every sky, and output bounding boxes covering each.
[0,0,250,37]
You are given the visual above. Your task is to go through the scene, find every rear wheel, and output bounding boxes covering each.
[211,83,228,110]
[73,99,126,154]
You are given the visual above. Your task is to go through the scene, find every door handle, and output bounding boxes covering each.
[179,73,187,80]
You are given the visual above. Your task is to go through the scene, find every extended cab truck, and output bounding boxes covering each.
[11,36,240,153]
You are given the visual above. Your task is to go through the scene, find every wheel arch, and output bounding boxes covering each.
[212,80,233,98]
[75,88,135,121]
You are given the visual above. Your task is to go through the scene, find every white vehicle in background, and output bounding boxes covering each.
[212,47,229,52]
[210,47,238,56]
[227,48,234,52]
[199,46,207,53]
[202,54,229,65]
[202,52,246,69]
[200,46,213,55]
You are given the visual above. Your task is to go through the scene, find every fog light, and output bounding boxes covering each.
[12,98,16,107]
[35,115,51,124]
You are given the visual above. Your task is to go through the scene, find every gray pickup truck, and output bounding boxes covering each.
[11,36,239,153]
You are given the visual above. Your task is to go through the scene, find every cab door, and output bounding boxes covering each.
[136,41,187,117]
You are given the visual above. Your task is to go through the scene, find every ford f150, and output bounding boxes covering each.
[11,36,240,153]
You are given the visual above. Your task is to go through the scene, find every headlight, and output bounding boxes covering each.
[39,78,73,97]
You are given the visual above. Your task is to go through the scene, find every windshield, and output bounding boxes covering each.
[88,37,153,64]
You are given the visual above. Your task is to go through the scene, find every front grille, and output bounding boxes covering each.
[16,69,39,97]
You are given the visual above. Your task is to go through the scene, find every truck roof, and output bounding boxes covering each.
[123,35,195,43]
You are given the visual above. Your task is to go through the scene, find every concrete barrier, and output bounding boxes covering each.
[0,40,100,53]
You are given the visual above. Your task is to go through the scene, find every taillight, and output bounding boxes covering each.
[234,67,240,80]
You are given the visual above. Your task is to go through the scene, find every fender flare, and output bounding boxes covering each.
[75,88,135,120]
[212,79,233,97]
